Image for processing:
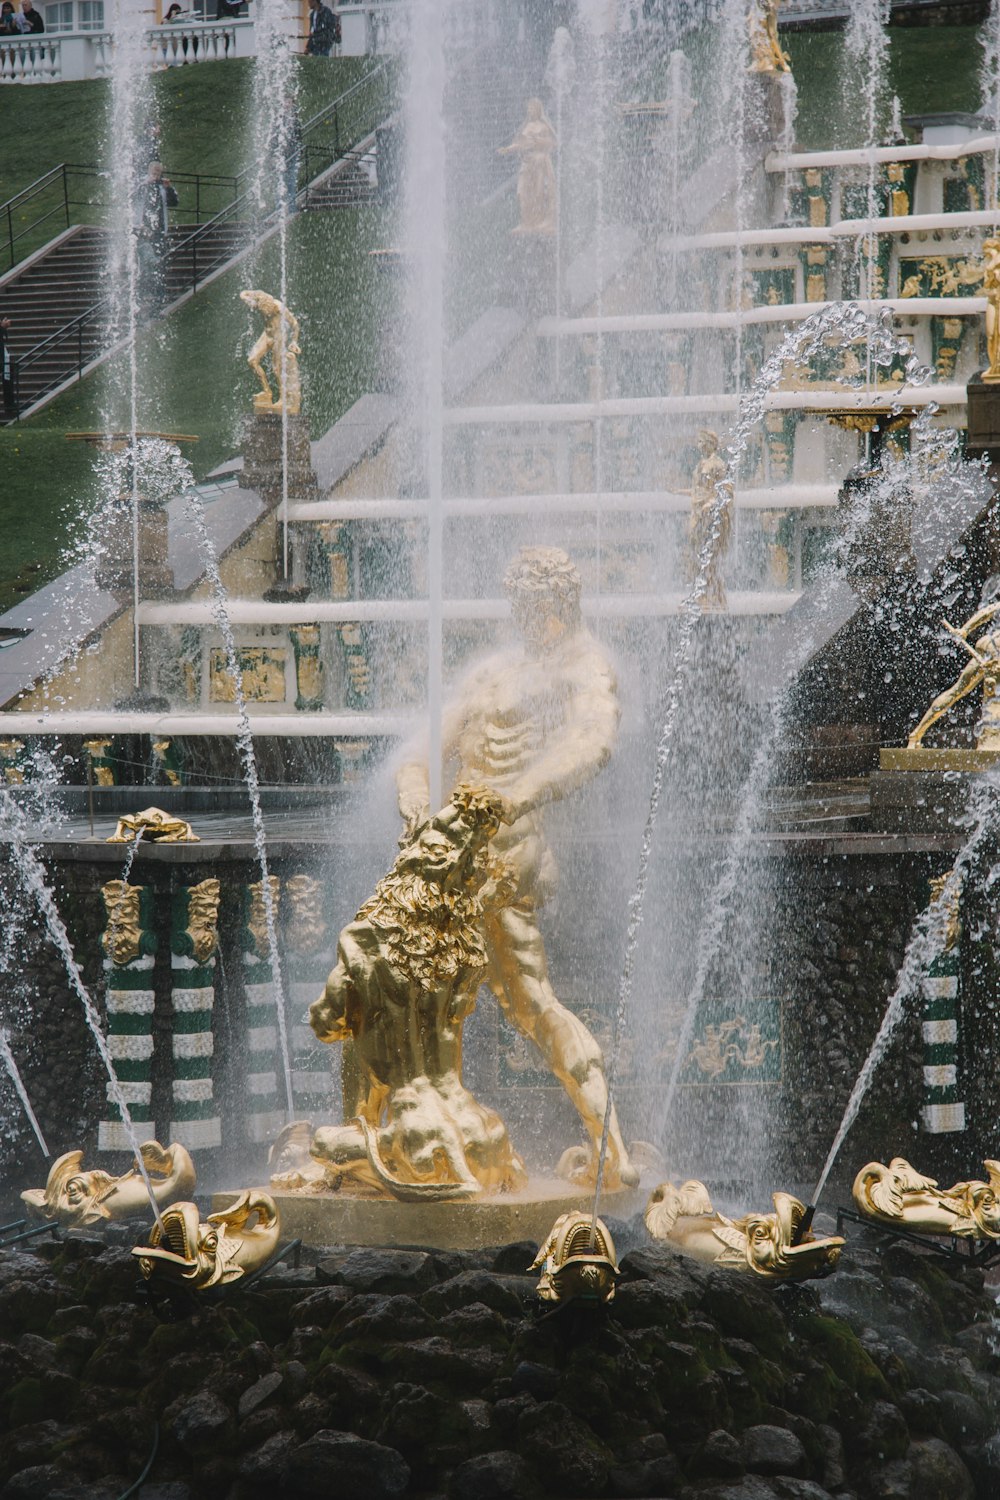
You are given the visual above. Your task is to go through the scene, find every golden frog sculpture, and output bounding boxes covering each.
[132,1190,280,1289]
[645,1180,843,1281]
[530,1211,619,1304]
[853,1157,1000,1239]
[22,1141,196,1228]
[108,807,199,843]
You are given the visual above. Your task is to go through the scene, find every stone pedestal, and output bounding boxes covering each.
[242,411,318,506]
[965,373,1000,458]
[94,498,174,599]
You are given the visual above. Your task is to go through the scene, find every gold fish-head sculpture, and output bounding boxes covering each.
[108,807,199,843]
[853,1157,1000,1240]
[132,1190,280,1290]
[22,1140,196,1228]
[645,1180,843,1282]
[530,1211,619,1304]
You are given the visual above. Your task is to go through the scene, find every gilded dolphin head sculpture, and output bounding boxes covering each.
[132,1190,280,1290]
[853,1157,1000,1240]
[530,1211,619,1304]
[22,1141,196,1228]
[645,1180,843,1282]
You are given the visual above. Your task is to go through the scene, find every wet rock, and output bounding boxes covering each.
[15,1332,57,1371]
[47,1304,92,1334]
[289,1393,332,1438]
[866,1458,912,1498]
[319,1249,436,1296]
[172,1391,234,1457]
[133,1484,193,1499]
[488,1242,538,1275]
[693,1428,746,1478]
[742,1424,806,1477]
[607,1453,680,1497]
[509,1360,559,1400]
[288,1286,352,1326]
[856,1400,909,1462]
[422,1269,527,1319]
[936,1388,991,1448]
[897,1386,942,1436]
[335,1292,433,1343]
[449,1449,541,1500]
[236,1430,297,1485]
[390,1335,501,1389]
[516,1399,611,1496]
[238,1407,284,1449]
[283,1429,409,1500]
[0,1279,57,1335]
[238,1370,284,1419]
[907,1436,975,1500]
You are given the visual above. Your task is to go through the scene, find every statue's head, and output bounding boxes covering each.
[396,783,505,890]
[697,427,719,457]
[526,97,544,120]
[504,546,582,652]
[21,1150,116,1226]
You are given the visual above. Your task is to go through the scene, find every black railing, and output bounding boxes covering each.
[5,61,396,421]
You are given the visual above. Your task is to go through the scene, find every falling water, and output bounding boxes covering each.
[183,473,295,1121]
[980,1,1000,218]
[0,785,164,1226]
[0,1031,50,1159]
[844,0,889,348]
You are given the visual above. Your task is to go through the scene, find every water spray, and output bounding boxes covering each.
[0,1031,50,1159]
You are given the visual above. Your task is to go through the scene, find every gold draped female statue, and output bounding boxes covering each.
[982,237,1000,383]
[499,98,558,236]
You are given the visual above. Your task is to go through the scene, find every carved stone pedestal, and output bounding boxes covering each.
[95,498,174,599]
[242,411,318,506]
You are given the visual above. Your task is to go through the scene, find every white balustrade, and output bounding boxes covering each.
[0,16,254,82]
[0,35,62,83]
[147,22,238,69]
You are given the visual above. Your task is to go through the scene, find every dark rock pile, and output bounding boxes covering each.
[0,1225,997,1500]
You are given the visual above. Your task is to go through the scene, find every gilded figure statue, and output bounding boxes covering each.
[108,806,199,843]
[22,1141,196,1228]
[853,1158,1000,1239]
[240,289,302,415]
[982,238,1000,384]
[907,603,1000,750]
[687,429,733,609]
[499,99,557,236]
[132,1190,281,1289]
[395,547,637,1191]
[748,0,790,73]
[645,1180,843,1281]
[531,1211,619,1304]
[301,785,528,1201]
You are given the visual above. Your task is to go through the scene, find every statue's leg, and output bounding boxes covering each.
[908,662,982,746]
[247,333,273,400]
[484,903,637,1187]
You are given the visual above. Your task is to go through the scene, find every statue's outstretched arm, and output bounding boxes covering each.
[908,659,985,747]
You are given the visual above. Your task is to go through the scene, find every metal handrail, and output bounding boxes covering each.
[6,63,397,418]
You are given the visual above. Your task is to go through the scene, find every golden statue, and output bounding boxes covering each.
[907,604,1000,749]
[395,547,637,1191]
[982,238,1000,383]
[240,289,302,415]
[133,1191,280,1289]
[302,785,528,1201]
[22,1141,196,1228]
[645,1180,843,1281]
[853,1158,1000,1240]
[687,429,733,610]
[498,99,557,236]
[108,807,199,843]
[530,1211,619,1304]
[748,0,790,73]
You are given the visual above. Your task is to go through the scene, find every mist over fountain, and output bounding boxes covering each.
[4,1,1000,1494]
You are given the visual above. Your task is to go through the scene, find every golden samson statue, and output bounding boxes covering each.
[395,547,637,1190]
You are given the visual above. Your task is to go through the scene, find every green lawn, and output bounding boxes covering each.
[0,201,389,611]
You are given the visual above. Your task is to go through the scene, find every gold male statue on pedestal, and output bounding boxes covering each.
[240,289,302,415]
[687,429,733,610]
[907,603,1000,749]
[395,547,637,1190]
[748,0,790,73]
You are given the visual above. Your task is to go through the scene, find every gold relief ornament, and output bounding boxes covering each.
[305,784,528,1201]
[22,1141,196,1228]
[907,603,1000,750]
[132,1190,280,1289]
[101,879,145,966]
[0,739,25,784]
[645,1181,844,1281]
[184,878,221,964]
[240,289,302,415]
[247,875,281,962]
[530,1211,619,1304]
[854,1158,1000,1239]
[285,875,327,956]
[108,807,199,843]
[983,238,1000,383]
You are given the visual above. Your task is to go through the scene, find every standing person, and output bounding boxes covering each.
[305,0,337,56]
[134,162,178,313]
[15,1,44,31]
[1,317,15,418]
[0,4,18,35]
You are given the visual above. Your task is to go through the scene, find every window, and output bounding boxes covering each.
[43,1,74,31]
[78,0,104,28]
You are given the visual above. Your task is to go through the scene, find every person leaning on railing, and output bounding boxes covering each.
[13,0,44,32]
[0,2,17,35]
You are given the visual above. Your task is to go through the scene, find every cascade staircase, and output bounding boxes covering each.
[303,154,377,211]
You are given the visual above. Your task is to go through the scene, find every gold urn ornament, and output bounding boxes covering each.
[132,1190,280,1290]
[530,1211,620,1304]
[645,1180,843,1281]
